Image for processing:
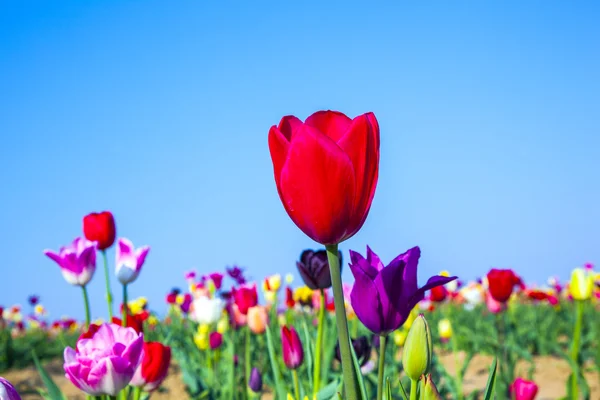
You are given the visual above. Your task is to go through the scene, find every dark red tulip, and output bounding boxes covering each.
[297,249,342,290]
[209,332,223,350]
[130,341,171,392]
[281,325,304,369]
[232,284,258,315]
[83,211,116,250]
[487,269,520,303]
[112,314,144,334]
[79,323,101,340]
[268,110,380,245]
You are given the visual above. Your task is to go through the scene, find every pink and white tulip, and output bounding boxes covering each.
[44,238,97,286]
[0,377,21,400]
[115,238,150,285]
[63,323,144,396]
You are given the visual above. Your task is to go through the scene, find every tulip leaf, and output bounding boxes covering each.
[301,318,314,389]
[265,325,287,400]
[348,336,368,400]
[315,377,341,400]
[482,357,497,400]
[398,378,409,400]
[385,377,393,400]
[32,349,66,400]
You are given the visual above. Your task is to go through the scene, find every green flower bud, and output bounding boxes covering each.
[421,374,442,400]
[402,314,432,381]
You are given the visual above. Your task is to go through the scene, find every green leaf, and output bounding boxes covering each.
[265,325,287,400]
[315,377,342,400]
[32,349,65,400]
[398,378,409,400]
[482,357,498,400]
[385,377,393,400]
[348,336,368,400]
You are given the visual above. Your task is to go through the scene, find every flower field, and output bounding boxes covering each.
[1,112,599,400]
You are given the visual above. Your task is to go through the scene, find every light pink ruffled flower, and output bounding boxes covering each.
[63,323,144,396]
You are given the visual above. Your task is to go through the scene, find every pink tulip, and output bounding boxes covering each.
[115,238,150,285]
[44,237,97,286]
[485,291,506,314]
[63,323,144,396]
[510,377,538,400]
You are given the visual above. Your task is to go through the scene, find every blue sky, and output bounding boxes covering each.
[1,1,599,320]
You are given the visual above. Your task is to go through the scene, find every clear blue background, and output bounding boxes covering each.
[1,1,598,320]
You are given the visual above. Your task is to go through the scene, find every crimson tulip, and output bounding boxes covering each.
[510,378,538,400]
[112,314,144,334]
[83,211,116,250]
[487,268,520,303]
[429,285,448,303]
[232,283,258,315]
[130,342,171,392]
[268,110,380,245]
[281,325,304,369]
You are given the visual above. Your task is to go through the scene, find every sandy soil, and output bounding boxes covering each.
[2,354,598,399]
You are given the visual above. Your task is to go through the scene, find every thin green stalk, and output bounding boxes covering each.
[325,244,358,400]
[292,369,301,400]
[132,386,142,400]
[451,335,463,400]
[245,326,251,400]
[313,289,326,396]
[122,284,128,327]
[571,300,584,400]
[376,335,387,400]
[102,250,114,319]
[81,286,91,329]
[409,379,418,400]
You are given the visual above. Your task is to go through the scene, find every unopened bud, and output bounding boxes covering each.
[402,314,432,381]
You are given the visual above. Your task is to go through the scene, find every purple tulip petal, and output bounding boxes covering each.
[350,264,383,333]
[349,250,379,279]
[366,246,385,272]
[408,275,457,308]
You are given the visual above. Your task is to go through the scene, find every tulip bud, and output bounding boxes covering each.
[281,325,304,369]
[248,367,262,393]
[570,268,594,300]
[0,377,22,400]
[402,314,432,381]
[421,374,442,400]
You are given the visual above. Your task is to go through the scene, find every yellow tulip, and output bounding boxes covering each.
[393,329,407,346]
[194,333,209,350]
[147,316,159,326]
[198,324,210,335]
[263,274,282,292]
[438,319,452,341]
[217,318,229,334]
[570,268,594,300]
[176,294,185,305]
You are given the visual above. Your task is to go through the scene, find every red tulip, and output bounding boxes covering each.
[268,110,380,245]
[130,342,171,392]
[510,377,538,400]
[430,286,448,303]
[232,284,258,315]
[281,325,304,369]
[285,287,295,309]
[83,211,116,250]
[487,268,520,303]
[112,314,144,334]
[79,323,100,340]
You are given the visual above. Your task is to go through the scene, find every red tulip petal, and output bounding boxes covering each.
[305,110,352,142]
[337,113,380,233]
[279,124,356,244]
[278,115,303,140]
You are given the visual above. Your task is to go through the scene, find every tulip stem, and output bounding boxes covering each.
[132,386,142,400]
[376,335,387,400]
[325,244,359,400]
[102,250,114,319]
[570,299,584,400]
[409,379,418,400]
[245,326,251,400]
[122,284,128,327]
[313,289,326,396]
[451,335,463,400]
[292,369,301,400]
[81,286,91,329]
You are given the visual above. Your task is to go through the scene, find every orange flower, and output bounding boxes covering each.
[247,306,269,334]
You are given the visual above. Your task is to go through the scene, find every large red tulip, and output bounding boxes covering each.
[83,211,116,250]
[130,341,171,392]
[487,268,520,303]
[268,110,380,245]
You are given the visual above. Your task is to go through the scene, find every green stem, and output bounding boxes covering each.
[409,379,418,400]
[245,326,251,400]
[132,386,142,400]
[326,244,358,400]
[102,250,114,319]
[292,369,301,400]
[122,284,128,327]
[81,286,91,329]
[451,335,463,400]
[313,289,326,396]
[377,335,387,400]
[571,300,584,400]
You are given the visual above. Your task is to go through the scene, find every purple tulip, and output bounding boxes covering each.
[28,295,39,306]
[0,377,22,400]
[44,237,97,286]
[296,249,342,290]
[349,246,456,335]
[63,323,144,396]
[115,238,150,285]
[248,367,262,393]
